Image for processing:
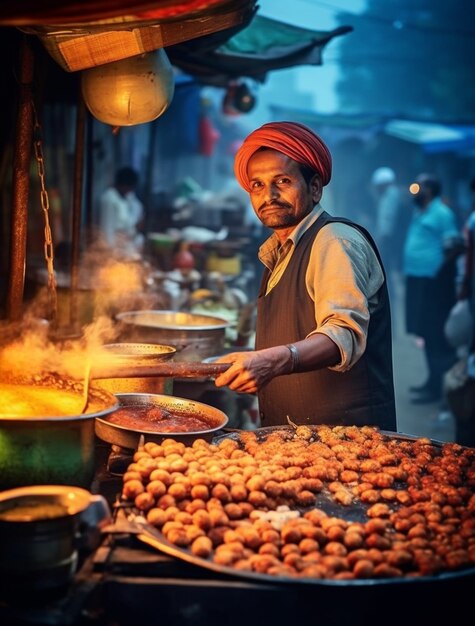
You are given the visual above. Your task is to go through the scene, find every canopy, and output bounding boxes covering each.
[384,119,475,155]
[168,15,352,86]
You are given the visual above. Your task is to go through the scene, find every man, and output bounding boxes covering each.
[370,166,403,310]
[404,173,461,404]
[99,166,144,256]
[215,121,396,430]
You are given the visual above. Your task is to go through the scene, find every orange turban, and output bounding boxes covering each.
[234,121,332,192]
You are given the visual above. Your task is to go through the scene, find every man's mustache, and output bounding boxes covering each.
[258,200,291,212]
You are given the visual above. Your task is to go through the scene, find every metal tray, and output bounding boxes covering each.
[120,426,475,586]
[124,512,475,588]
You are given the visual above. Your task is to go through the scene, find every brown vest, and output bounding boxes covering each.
[255,211,397,430]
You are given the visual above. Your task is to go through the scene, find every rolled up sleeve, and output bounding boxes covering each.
[305,223,384,371]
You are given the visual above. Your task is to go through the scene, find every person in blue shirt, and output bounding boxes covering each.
[404,173,462,404]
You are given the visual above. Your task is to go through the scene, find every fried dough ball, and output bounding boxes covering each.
[325,525,345,543]
[353,559,375,578]
[360,489,380,504]
[213,548,239,566]
[320,516,347,531]
[248,490,267,507]
[146,507,167,527]
[211,484,231,503]
[295,490,316,507]
[386,549,413,569]
[122,479,145,500]
[168,482,189,500]
[208,508,229,527]
[367,503,391,518]
[249,554,280,574]
[149,468,172,486]
[208,526,229,547]
[324,541,348,557]
[236,526,262,550]
[146,480,167,499]
[365,533,391,550]
[167,527,190,547]
[343,531,364,550]
[365,518,390,534]
[259,542,280,558]
[300,564,326,579]
[216,540,245,559]
[246,475,266,492]
[190,484,209,501]
[224,503,244,520]
[299,538,320,554]
[320,555,348,573]
[192,509,212,531]
[191,535,213,558]
[340,470,359,483]
[122,470,142,483]
[373,563,402,578]
[230,483,248,502]
[333,489,353,506]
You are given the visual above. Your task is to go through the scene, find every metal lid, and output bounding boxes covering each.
[116,310,229,331]
[102,343,176,360]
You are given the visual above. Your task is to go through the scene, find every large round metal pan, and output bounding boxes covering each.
[129,512,475,588]
[124,425,475,587]
[95,392,229,448]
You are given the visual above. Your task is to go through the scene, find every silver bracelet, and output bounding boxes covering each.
[286,343,300,373]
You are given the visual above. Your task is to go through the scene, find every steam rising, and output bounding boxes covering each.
[0,257,169,383]
[0,316,118,381]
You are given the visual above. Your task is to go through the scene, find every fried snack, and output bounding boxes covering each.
[121,425,475,582]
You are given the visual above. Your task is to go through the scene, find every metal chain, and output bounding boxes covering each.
[32,101,58,323]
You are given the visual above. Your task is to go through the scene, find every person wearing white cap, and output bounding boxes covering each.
[371,167,403,313]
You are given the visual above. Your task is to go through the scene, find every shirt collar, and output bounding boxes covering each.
[258,204,324,268]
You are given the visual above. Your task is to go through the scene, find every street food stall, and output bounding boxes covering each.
[1,422,474,626]
[0,3,474,626]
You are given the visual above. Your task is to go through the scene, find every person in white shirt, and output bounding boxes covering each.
[99,166,144,256]
[370,167,403,309]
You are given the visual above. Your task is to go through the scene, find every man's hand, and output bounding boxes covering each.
[214,346,291,394]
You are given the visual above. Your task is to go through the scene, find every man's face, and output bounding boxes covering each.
[246,150,321,230]
[413,177,431,208]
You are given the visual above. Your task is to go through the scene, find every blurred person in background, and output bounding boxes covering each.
[404,173,462,404]
[458,176,475,337]
[99,166,144,257]
[370,167,403,314]
[214,121,396,431]
[446,175,475,446]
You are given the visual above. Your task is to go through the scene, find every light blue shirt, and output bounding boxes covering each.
[403,197,459,277]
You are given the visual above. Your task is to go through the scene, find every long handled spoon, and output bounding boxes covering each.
[80,361,92,414]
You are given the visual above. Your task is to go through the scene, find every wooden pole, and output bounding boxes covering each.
[6,35,34,322]
[69,89,87,331]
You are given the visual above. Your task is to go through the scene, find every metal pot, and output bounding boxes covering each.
[0,380,118,489]
[95,392,229,449]
[115,310,229,360]
[0,485,111,597]
[93,342,176,396]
